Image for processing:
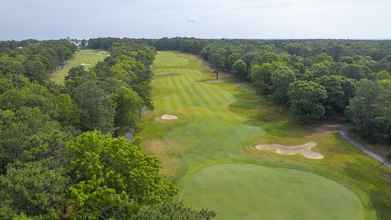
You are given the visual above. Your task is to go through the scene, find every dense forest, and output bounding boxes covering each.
[0,39,215,219]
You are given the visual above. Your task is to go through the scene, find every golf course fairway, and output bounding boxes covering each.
[141,51,391,220]
[50,49,109,84]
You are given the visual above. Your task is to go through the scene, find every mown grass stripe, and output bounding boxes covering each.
[165,76,182,111]
[183,70,227,113]
[182,72,212,107]
[174,74,194,110]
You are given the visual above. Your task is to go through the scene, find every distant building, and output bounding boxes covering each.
[66,38,87,48]
[70,40,81,47]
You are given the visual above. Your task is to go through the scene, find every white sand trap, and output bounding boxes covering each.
[255,142,324,159]
[161,114,178,120]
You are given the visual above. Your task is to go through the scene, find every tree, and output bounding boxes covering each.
[0,82,57,117]
[251,63,276,94]
[0,161,67,220]
[317,75,355,115]
[341,64,372,80]
[55,94,80,126]
[0,107,68,173]
[131,81,153,109]
[288,80,328,122]
[71,81,115,133]
[24,56,47,83]
[232,59,248,80]
[313,53,333,64]
[376,70,391,80]
[285,42,310,57]
[309,62,331,78]
[65,66,93,92]
[0,75,14,94]
[65,131,177,219]
[259,52,282,64]
[0,55,25,78]
[94,61,113,80]
[114,86,144,132]
[373,80,391,142]
[226,52,242,71]
[346,80,379,137]
[270,65,296,104]
[111,57,138,82]
[208,47,226,70]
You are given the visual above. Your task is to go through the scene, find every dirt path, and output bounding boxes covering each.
[339,127,391,168]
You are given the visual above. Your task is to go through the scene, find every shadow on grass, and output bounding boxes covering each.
[226,85,310,137]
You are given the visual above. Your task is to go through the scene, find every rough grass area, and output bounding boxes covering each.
[50,49,109,84]
[140,51,391,220]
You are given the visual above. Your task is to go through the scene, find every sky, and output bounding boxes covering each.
[1,0,390,40]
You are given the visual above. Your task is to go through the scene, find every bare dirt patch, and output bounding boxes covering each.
[255,142,324,159]
[161,114,178,120]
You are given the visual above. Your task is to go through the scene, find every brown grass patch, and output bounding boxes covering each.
[143,139,187,177]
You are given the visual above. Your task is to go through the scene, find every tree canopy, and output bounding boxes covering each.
[0,38,215,219]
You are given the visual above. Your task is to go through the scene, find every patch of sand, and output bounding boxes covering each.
[255,142,324,160]
[161,114,178,120]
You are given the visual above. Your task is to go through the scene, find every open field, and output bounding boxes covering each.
[140,51,391,220]
[50,49,109,84]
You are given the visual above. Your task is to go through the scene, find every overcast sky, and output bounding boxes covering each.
[1,0,390,40]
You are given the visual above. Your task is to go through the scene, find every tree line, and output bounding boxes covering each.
[152,38,391,144]
[0,40,77,83]
[0,39,215,220]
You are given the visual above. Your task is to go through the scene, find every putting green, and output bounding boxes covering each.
[180,164,365,220]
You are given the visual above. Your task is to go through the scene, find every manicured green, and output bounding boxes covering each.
[181,164,364,220]
[50,49,109,84]
[140,51,391,220]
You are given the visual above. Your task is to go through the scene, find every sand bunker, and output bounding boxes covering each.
[255,142,324,159]
[161,114,178,120]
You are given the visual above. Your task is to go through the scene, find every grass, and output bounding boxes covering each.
[181,164,364,220]
[140,51,391,220]
[50,49,109,84]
